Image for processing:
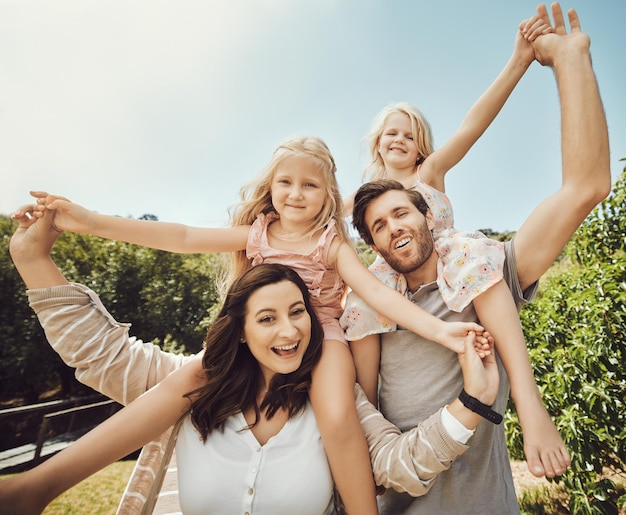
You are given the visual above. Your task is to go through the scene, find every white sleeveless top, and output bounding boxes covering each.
[176,402,335,514]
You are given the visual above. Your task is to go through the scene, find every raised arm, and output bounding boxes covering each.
[31,191,251,254]
[513,4,611,290]
[10,204,68,289]
[334,242,484,353]
[356,331,499,495]
[0,357,204,514]
[419,15,550,191]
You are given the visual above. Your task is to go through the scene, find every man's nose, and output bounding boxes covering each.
[388,218,402,235]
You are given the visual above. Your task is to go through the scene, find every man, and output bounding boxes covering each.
[347,3,610,513]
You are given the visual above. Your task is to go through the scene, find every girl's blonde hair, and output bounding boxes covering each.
[363,102,435,181]
[221,136,349,293]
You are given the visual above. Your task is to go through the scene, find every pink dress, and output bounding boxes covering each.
[247,212,347,344]
[341,174,504,340]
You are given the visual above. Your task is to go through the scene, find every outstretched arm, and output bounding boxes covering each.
[31,191,251,254]
[357,331,499,495]
[419,15,551,192]
[514,3,611,290]
[334,242,485,354]
[0,357,203,514]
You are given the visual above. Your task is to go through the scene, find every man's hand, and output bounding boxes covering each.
[528,3,590,68]
[457,331,498,406]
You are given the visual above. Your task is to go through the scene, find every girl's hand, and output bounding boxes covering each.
[516,13,555,65]
[433,321,487,355]
[30,191,95,235]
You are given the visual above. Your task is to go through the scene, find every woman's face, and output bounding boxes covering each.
[242,280,312,385]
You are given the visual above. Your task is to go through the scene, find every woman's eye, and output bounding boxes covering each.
[291,307,305,317]
[259,316,274,323]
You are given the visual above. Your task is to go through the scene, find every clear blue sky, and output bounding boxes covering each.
[1,0,624,233]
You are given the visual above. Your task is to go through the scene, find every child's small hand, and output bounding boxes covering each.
[515,12,555,66]
[519,12,555,43]
[434,321,484,354]
[30,191,94,234]
[472,330,494,358]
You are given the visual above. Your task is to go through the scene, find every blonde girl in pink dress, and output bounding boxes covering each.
[342,21,570,479]
[34,136,486,513]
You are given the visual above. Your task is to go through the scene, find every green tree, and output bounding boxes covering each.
[508,162,626,513]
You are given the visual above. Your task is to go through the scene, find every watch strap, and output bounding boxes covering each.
[458,389,503,425]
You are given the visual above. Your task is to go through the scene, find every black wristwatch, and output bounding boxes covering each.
[458,389,503,425]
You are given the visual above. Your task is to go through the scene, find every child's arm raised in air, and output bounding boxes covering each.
[0,356,204,513]
[334,242,483,354]
[350,333,381,405]
[31,191,250,254]
[419,16,552,192]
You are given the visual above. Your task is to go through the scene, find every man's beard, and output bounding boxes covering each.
[377,221,434,275]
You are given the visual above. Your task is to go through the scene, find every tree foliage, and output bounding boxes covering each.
[508,162,626,513]
[0,217,221,404]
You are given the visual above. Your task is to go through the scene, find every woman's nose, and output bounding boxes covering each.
[278,318,298,338]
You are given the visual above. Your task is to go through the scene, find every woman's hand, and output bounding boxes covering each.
[10,200,68,289]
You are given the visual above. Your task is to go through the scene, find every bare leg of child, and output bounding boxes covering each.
[473,280,571,478]
[309,339,378,514]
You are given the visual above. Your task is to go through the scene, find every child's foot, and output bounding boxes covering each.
[518,402,571,478]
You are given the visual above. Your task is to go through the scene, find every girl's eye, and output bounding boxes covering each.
[304,182,318,188]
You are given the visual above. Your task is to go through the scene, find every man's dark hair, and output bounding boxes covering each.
[352,179,430,245]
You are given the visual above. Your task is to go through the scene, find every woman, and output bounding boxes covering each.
[0,204,501,514]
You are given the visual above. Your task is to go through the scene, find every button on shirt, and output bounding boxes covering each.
[176,402,335,514]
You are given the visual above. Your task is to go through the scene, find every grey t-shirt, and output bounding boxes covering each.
[377,240,537,514]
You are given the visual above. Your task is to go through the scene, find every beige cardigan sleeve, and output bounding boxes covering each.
[354,385,469,497]
[27,283,192,405]
[27,283,192,513]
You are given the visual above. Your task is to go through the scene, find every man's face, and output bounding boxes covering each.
[365,190,434,274]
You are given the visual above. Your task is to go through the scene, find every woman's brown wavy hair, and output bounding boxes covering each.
[186,263,324,441]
